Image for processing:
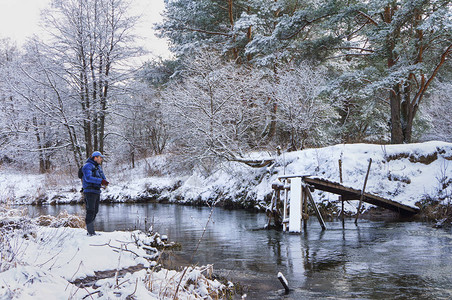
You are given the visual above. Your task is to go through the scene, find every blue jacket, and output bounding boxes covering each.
[82,158,107,194]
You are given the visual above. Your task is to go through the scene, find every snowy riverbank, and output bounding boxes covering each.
[0,208,229,299]
[1,141,451,215]
[1,141,451,298]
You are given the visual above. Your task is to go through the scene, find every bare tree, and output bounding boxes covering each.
[108,82,169,168]
[273,64,338,150]
[0,38,20,157]
[40,0,142,158]
[421,81,452,143]
[162,50,271,169]
[0,1,142,171]
[12,41,84,171]
[0,38,57,171]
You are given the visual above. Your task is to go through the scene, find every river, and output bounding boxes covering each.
[28,203,452,299]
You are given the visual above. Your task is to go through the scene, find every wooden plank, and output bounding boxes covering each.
[289,177,302,233]
[303,176,419,215]
[278,174,310,180]
[283,180,289,231]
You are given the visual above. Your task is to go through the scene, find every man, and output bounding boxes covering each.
[82,151,109,236]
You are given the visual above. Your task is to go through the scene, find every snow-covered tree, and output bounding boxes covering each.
[15,41,85,171]
[1,0,146,171]
[0,39,78,172]
[156,0,338,65]
[326,0,452,143]
[273,64,339,149]
[159,0,451,144]
[40,0,142,157]
[140,58,179,87]
[0,39,51,170]
[0,38,19,157]
[421,80,452,142]
[162,50,270,169]
[108,82,169,168]
[156,0,252,60]
[240,0,342,66]
[326,65,391,143]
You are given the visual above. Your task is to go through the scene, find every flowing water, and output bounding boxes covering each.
[28,203,452,299]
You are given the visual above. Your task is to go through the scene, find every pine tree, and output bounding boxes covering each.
[324,0,452,143]
[157,0,451,145]
[156,0,251,60]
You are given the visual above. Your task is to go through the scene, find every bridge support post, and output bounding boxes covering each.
[355,158,372,224]
[282,179,289,231]
[303,186,308,229]
[338,158,345,226]
[289,177,302,233]
[304,186,326,230]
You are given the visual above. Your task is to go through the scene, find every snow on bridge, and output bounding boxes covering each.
[269,174,419,233]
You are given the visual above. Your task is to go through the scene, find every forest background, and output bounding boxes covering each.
[0,0,451,177]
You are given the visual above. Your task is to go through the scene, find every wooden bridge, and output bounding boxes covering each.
[303,176,419,215]
[268,174,420,232]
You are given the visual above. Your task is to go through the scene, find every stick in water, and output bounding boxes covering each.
[277,272,290,293]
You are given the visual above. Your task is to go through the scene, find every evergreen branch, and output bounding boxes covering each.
[347,21,369,39]
[334,47,374,53]
[281,14,330,41]
[326,53,372,60]
[412,43,452,107]
[184,26,232,37]
[357,10,378,26]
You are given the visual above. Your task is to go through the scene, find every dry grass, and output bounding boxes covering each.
[143,264,229,299]
[44,169,78,188]
[35,210,85,228]
[385,151,439,165]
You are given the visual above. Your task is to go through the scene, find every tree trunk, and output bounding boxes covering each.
[247,5,252,61]
[390,84,404,144]
[33,117,46,173]
[99,56,110,154]
[80,66,93,157]
[266,101,277,142]
[384,4,405,144]
[91,52,99,152]
[228,0,238,59]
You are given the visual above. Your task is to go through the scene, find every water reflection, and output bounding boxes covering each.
[27,203,452,299]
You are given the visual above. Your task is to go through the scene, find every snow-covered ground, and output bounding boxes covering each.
[1,141,451,212]
[0,208,227,299]
[172,141,452,211]
[0,141,451,299]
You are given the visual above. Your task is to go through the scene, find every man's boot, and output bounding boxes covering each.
[86,222,96,236]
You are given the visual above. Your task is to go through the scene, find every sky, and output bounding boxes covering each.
[0,0,171,60]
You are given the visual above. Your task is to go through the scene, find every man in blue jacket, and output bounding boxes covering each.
[82,151,109,236]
